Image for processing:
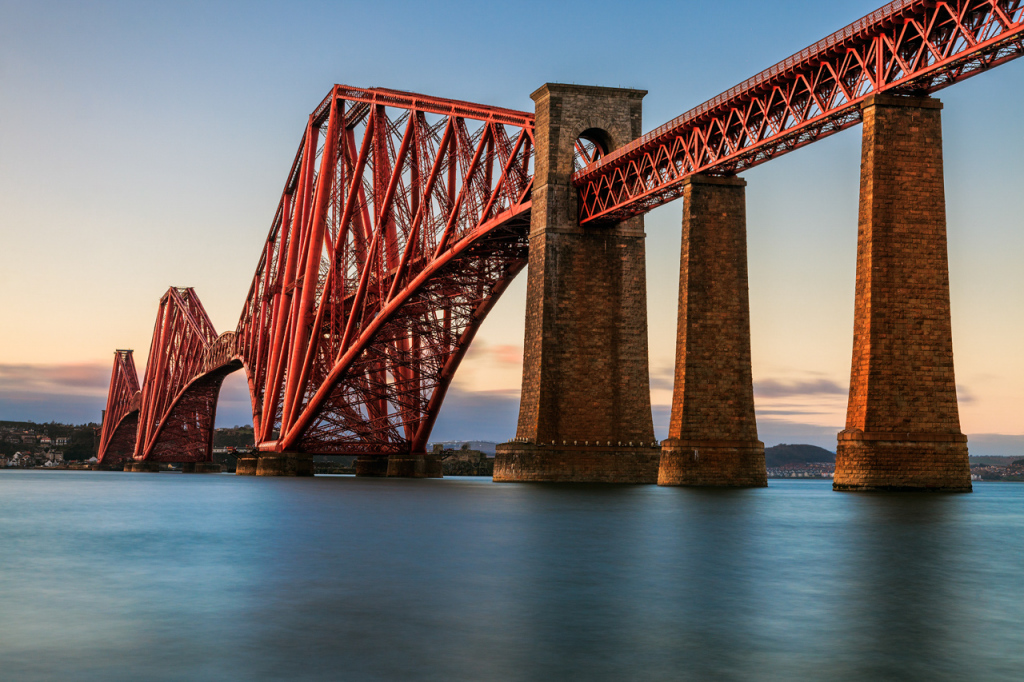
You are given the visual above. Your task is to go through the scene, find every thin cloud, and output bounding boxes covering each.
[0,362,254,427]
[651,372,847,398]
[215,372,254,427]
[756,408,834,417]
[649,364,674,391]
[489,344,523,366]
[957,384,975,404]
[757,417,842,450]
[0,361,116,423]
[431,386,521,441]
[0,362,111,396]
[753,378,847,399]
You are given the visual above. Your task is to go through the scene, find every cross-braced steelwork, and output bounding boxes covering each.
[100,0,1024,465]
[235,86,534,455]
[96,350,141,466]
[575,0,1024,223]
[134,287,229,462]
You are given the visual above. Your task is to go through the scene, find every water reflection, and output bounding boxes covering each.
[499,484,673,680]
[1,473,1023,681]
[643,489,767,680]
[830,494,974,681]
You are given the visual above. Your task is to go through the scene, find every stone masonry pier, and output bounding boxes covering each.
[834,94,971,492]
[658,175,766,487]
[495,84,659,483]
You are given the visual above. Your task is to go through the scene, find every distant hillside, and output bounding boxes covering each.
[212,426,255,448]
[428,441,498,456]
[765,444,835,467]
[969,456,1021,466]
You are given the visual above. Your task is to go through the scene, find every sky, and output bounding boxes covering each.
[1,0,1022,454]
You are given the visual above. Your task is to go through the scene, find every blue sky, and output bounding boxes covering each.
[2,1,1023,454]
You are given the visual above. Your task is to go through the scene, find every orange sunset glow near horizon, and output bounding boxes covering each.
[2,0,1023,455]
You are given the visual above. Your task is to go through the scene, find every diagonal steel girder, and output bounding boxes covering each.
[234,85,534,455]
[574,0,1024,223]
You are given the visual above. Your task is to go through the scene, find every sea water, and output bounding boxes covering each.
[1,470,1022,681]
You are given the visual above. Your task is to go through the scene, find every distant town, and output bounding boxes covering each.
[763,443,1024,482]
[0,421,498,476]
[2,420,1023,481]
[0,420,97,469]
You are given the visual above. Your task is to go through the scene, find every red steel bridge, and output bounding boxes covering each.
[98,0,1024,468]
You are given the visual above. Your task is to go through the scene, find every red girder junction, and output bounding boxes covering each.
[574,0,1024,224]
[96,350,141,465]
[102,88,533,462]
[133,287,239,462]
[235,86,534,455]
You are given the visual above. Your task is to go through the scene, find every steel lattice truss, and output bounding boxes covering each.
[101,0,1024,461]
[96,350,141,465]
[235,86,534,455]
[134,287,225,462]
[574,0,1024,223]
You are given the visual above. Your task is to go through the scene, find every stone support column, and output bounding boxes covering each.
[658,175,766,487]
[349,454,441,477]
[385,453,442,478]
[494,84,660,483]
[125,461,161,472]
[355,456,388,477]
[182,462,223,474]
[255,452,314,477]
[834,94,970,492]
[235,457,258,475]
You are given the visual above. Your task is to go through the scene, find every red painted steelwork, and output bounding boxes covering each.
[101,0,1024,462]
[574,0,1024,223]
[234,85,534,455]
[133,288,236,462]
[96,350,141,465]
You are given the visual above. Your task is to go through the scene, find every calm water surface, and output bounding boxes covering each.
[1,470,1022,681]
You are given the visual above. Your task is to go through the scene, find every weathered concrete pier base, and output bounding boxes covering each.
[835,433,969,491]
[385,454,442,478]
[124,461,161,473]
[658,175,765,487]
[255,452,314,477]
[235,457,258,475]
[351,454,442,477]
[660,441,766,487]
[181,462,223,474]
[495,84,657,483]
[92,462,127,471]
[834,94,970,492]
[355,456,388,477]
[494,442,660,483]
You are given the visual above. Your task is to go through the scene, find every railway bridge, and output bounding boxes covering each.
[97,0,1024,490]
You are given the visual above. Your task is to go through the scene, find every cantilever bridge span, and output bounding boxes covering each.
[99,87,536,472]
[98,0,1023,486]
